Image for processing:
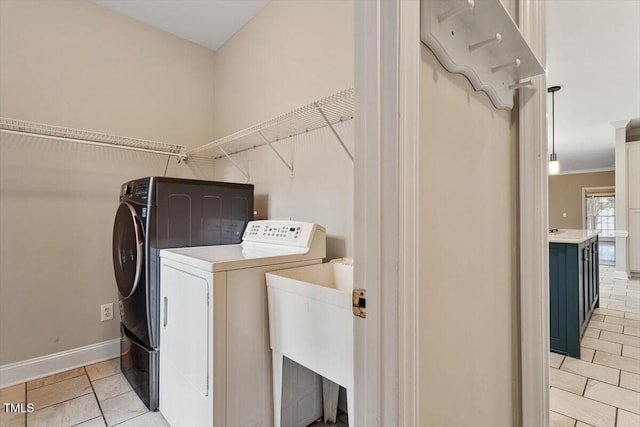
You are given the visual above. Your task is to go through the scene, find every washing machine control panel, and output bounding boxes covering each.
[120,178,150,203]
[242,221,323,248]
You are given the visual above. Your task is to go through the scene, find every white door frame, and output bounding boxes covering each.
[353,0,420,425]
[397,1,420,426]
[356,1,549,425]
[353,0,398,424]
[518,1,549,426]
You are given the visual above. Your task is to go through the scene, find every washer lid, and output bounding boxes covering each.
[113,202,144,298]
[159,244,309,273]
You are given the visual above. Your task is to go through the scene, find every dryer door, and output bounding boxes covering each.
[113,202,144,299]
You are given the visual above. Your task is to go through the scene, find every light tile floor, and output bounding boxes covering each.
[0,358,169,427]
[0,357,347,426]
[550,265,640,427]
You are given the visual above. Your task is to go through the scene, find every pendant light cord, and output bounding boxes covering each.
[551,90,555,155]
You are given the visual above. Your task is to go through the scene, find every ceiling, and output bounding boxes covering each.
[546,0,640,173]
[89,0,269,51]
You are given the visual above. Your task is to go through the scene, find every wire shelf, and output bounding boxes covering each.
[0,88,354,168]
[187,88,355,160]
[0,117,185,157]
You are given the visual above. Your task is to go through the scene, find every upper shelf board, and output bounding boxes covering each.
[421,0,545,110]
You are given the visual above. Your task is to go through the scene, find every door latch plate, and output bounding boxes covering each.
[352,288,366,318]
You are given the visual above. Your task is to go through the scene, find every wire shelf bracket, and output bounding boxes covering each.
[0,117,187,160]
[258,131,294,176]
[218,145,250,181]
[316,103,353,163]
[186,89,355,172]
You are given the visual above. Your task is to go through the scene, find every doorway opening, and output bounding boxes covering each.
[583,186,616,265]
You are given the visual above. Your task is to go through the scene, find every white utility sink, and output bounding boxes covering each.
[266,258,354,426]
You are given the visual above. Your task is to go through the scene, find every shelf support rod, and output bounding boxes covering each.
[218,145,250,181]
[258,131,294,176]
[315,103,354,163]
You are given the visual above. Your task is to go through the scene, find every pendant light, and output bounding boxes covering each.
[548,85,561,175]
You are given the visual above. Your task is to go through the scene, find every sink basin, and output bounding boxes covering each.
[266,258,354,426]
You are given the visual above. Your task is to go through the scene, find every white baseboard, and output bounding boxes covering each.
[0,339,120,388]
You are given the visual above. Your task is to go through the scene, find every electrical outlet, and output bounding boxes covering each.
[101,303,114,321]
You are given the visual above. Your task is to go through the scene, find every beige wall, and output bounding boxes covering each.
[0,137,186,366]
[210,0,354,140]
[204,0,354,259]
[548,171,615,229]
[418,44,521,425]
[0,0,214,365]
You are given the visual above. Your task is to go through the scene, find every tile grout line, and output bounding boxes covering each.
[552,388,620,425]
[591,332,640,346]
[111,411,148,426]
[28,390,95,413]
[87,369,124,384]
[91,378,141,404]
[84,366,109,427]
[617,384,640,394]
[589,351,640,376]
[25,369,86,392]
[69,416,105,427]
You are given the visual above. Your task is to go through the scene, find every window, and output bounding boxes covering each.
[585,191,615,240]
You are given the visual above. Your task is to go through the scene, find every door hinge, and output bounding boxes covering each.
[352,288,366,318]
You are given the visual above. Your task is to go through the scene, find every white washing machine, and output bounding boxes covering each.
[158,220,326,427]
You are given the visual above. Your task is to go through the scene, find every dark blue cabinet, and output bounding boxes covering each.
[549,235,599,358]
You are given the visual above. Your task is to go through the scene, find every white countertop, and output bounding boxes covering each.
[548,229,599,244]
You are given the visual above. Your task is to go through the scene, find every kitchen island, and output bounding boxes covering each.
[549,229,599,358]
